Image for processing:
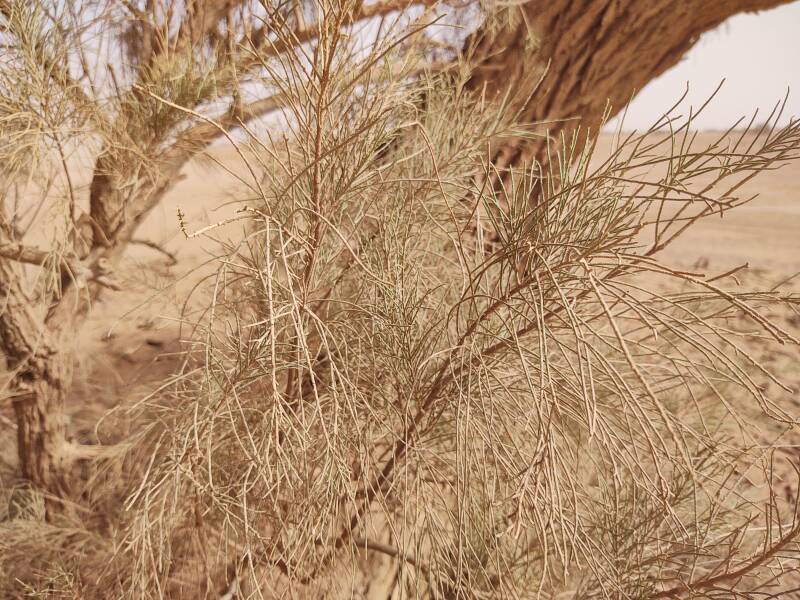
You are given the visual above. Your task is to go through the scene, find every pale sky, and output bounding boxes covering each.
[607,1,800,131]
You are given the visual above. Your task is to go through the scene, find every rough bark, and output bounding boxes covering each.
[0,260,72,508]
[466,0,793,172]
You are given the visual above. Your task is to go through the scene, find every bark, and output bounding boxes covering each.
[466,0,793,172]
[88,155,122,249]
[0,260,72,509]
[12,379,71,502]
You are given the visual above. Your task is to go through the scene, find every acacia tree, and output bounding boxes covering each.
[2,0,800,598]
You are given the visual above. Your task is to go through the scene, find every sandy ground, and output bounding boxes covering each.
[594,132,800,478]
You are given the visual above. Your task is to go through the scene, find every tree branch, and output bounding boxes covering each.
[0,240,53,266]
[0,241,121,291]
[651,520,800,598]
[243,0,441,66]
[465,0,795,172]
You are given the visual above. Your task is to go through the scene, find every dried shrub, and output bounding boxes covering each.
[1,1,800,598]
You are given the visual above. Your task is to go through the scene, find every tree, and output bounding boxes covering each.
[1,0,800,597]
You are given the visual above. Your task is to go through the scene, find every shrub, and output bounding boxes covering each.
[2,1,800,597]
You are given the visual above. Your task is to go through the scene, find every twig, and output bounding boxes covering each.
[130,238,178,265]
[652,520,800,598]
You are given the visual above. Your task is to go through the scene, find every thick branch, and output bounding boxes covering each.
[466,0,794,171]
[0,240,121,291]
[0,240,53,266]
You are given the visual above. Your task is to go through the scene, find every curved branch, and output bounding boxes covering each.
[465,0,794,171]
[652,520,800,598]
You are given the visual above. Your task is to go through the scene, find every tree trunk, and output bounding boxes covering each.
[0,259,72,513]
[1,113,250,509]
[12,378,71,502]
[466,0,793,172]
[0,154,128,511]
